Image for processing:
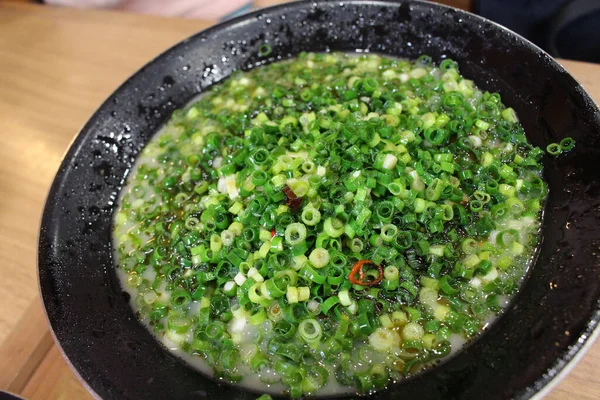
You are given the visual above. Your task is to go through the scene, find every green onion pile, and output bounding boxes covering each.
[114,52,547,398]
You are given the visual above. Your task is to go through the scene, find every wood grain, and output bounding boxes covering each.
[21,345,94,400]
[546,345,600,400]
[0,1,209,345]
[0,300,53,393]
[0,2,598,400]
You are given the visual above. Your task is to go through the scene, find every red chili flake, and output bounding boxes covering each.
[283,186,302,211]
[271,229,277,238]
[348,260,384,286]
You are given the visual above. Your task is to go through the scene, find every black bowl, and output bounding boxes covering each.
[38,1,600,399]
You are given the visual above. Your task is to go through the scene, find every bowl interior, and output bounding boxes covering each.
[39,1,600,399]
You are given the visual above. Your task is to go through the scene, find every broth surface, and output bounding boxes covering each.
[114,52,546,397]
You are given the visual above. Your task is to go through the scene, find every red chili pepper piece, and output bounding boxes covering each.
[348,260,383,286]
[271,229,277,238]
[283,186,302,211]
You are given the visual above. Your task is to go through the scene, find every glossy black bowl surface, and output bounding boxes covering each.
[38,1,600,399]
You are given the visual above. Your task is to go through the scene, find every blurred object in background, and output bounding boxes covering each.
[22,0,600,63]
[547,0,600,63]
[43,0,253,20]
[476,0,600,63]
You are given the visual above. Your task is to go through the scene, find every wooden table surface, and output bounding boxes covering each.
[0,2,599,399]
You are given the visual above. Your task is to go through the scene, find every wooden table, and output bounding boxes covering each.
[0,2,598,399]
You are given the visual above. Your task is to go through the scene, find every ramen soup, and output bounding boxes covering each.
[113,52,547,398]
